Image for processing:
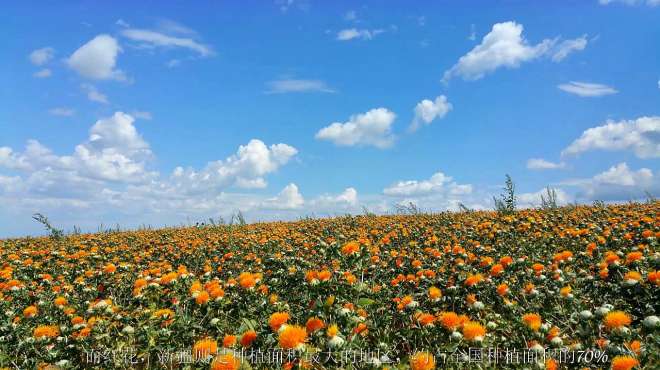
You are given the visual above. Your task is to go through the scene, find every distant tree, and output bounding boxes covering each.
[540,186,558,210]
[32,213,64,240]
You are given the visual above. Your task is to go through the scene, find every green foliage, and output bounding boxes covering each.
[32,213,64,240]
[540,186,559,210]
[493,174,517,215]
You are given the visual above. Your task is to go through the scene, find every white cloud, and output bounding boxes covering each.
[266,79,335,94]
[551,35,588,62]
[526,158,566,170]
[33,69,52,78]
[313,187,358,207]
[120,29,213,57]
[262,183,305,209]
[168,139,298,192]
[443,22,587,82]
[518,187,572,208]
[0,112,302,235]
[409,95,452,132]
[558,81,618,97]
[131,111,153,120]
[562,163,657,201]
[383,171,472,197]
[442,21,555,82]
[315,108,396,148]
[29,47,55,66]
[599,0,660,6]
[67,35,125,80]
[468,24,476,41]
[49,107,76,117]
[562,116,660,159]
[81,83,109,104]
[336,28,384,41]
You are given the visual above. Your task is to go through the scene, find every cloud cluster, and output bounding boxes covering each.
[336,28,384,41]
[562,116,660,159]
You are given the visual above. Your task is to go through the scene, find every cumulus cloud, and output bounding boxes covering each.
[48,107,76,117]
[442,21,555,82]
[558,81,618,97]
[312,187,358,207]
[265,79,335,94]
[67,35,125,80]
[130,111,153,120]
[562,116,660,159]
[315,108,396,148]
[81,83,109,104]
[383,171,472,197]
[526,158,566,170]
[409,95,452,132]
[562,163,657,201]
[336,28,384,41]
[442,21,587,82]
[261,183,305,209]
[121,28,213,56]
[0,112,302,235]
[169,139,297,192]
[29,47,55,66]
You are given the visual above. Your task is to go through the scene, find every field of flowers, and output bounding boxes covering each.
[0,202,658,369]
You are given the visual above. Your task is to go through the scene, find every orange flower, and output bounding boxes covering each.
[222,335,236,348]
[462,321,486,341]
[610,355,639,370]
[497,283,509,296]
[428,286,442,300]
[103,263,116,274]
[410,351,435,370]
[545,358,558,370]
[23,305,38,318]
[624,271,642,282]
[269,312,290,331]
[464,273,483,287]
[306,317,325,332]
[33,325,59,339]
[490,264,504,276]
[416,313,435,327]
[192,338,218,360]
[625,251,643,264]
[54,296,67,306]
[278,325,307,349]
[560,286,572,297]
[603,311,632,330]
[522,313,542,331]
[238,272,256,289]
[438,312,462,331]
[341,241,360,255]
[210,353,241,370]
[195,290,210,305]
[240,330,257,347]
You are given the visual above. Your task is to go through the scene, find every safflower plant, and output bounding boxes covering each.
[0,202,657,369]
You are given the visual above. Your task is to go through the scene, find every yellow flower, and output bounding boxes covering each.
[278,325,307,349]
[410,351,435,370]
[192,338,217,360]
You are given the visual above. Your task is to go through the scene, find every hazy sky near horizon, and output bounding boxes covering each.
[1,0,659,236]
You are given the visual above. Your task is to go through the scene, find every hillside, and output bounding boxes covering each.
[1,202,658,369]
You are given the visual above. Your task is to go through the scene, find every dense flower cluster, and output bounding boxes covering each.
[0,202,658,369]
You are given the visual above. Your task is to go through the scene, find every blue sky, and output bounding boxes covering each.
[1,0,659,236]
